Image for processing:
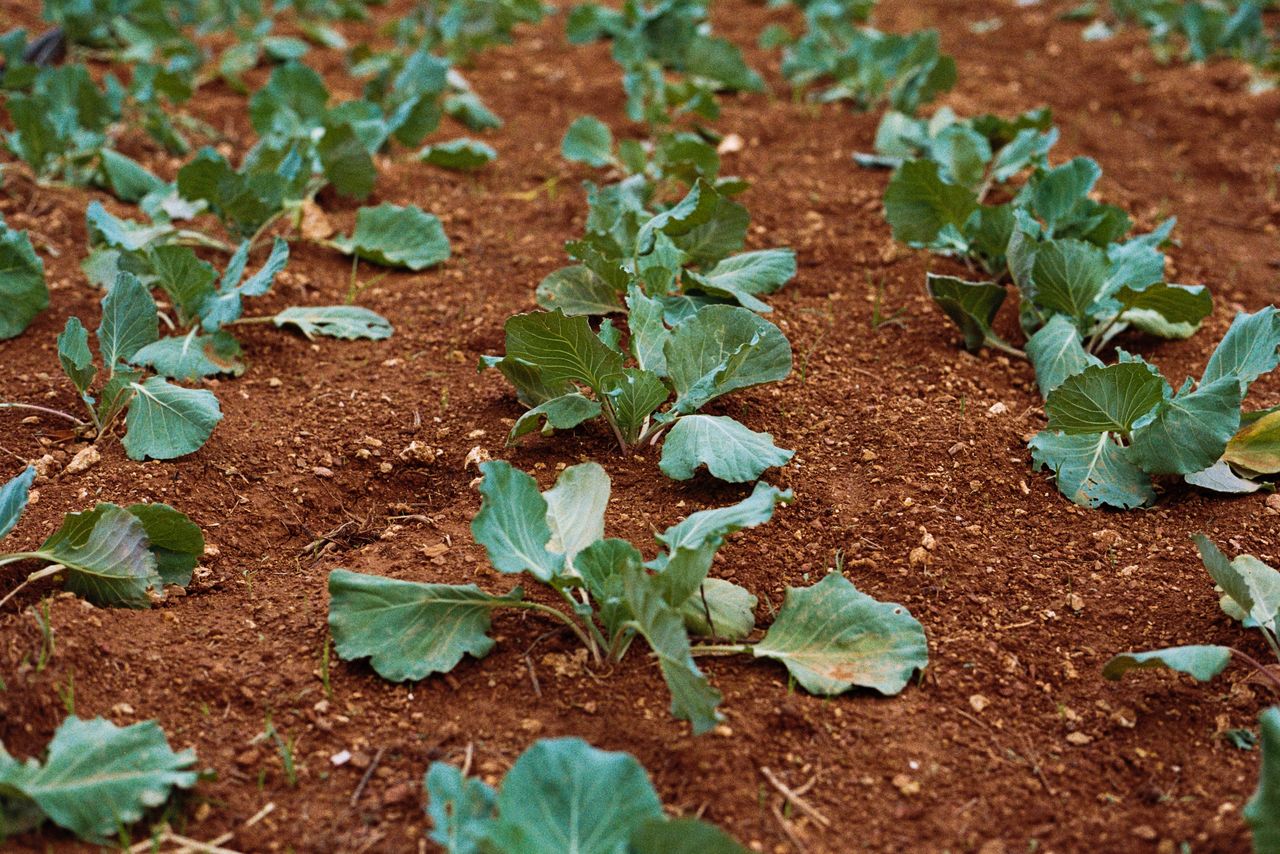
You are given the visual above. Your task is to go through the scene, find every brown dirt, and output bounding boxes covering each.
[2,1,1279,851]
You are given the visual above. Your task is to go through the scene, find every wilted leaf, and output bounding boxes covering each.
[419,138,497,171]
[1225,410,1280,475]
[33,503,160,608]
[542,462,609,565]
[679,578,756,640]
[130,331,245,380]
[273,306,393,340]
[511,393,602,441]
[333,203,451,271]
[925,274,1008,354]
[1101,645,1233,682]
[1194,534,1280,633]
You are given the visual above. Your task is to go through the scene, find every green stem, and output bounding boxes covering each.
[1260,626,1280,665]
[688,643,753,657]
[984,336,1027,360]
[174,230,236,253]
[223,316,278,327]
[0,564,64,610]
[508,600,601,664]
[246,207,291,253]
[0,402,89,427]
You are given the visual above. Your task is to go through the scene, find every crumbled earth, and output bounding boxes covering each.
[1,0,1279,851]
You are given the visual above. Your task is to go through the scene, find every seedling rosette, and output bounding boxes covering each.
[328,461,928,735]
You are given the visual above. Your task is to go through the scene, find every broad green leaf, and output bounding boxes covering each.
[535,266,621,316]
[333,204,451,271]
[653,483,792,607]
[753,573,928,695]
[0,466,35,540]
[621,563,723,734]
[199,239,290,331]
[931,124,991,190]
[318,120,377,199]
[679,578,756,641]
[1029,430,1155,509]
[671,195,750,266]
[420,138,497,172]
[503,311,624,392]
[925,274,1008,354]
[1245,707,1280,853]
[542,462,609,564]
[626,287,670,376]
[1101,645,1233,682]
[665,305,792,415]
[471,461,564,582]
[1029,239,1107,321]
[98,272,159,371]
[659,415,792,483]
[883,159,978,245]
[122,377,222,461]
[425,762,496,854]
[126,503,202,589]
[1201,306,1280,395]
[1030,157,1101,234]
[175,151,283,238]
[1128,378,1242,475]
[150,245,217,326]
[57,318,97,394]
[687,249,797,313]
[1116,282,1212,339]
[631,818,750,854]
[327,569,521,682]
[0,716,196,843]
[1026,314,1102,397]
[511,393,602,441]
[576,538,642,639]
[1194,534,1280,633]
[96,368,141,429]
[445,92,502,131]
[603,369,669,444]
[1225,410,1280,475]
[561,116,614,167]
[85,201,173,251]
[0,219,48,340]
[483,738,663,854]
[636,180,719,255]
[34,504,160,608]
[98,149,165,203]
[1044,363,1166,434]
[130,331,245,380]
[272,306,393,340]
[1184,460,1264,494]
[248,62,328,138]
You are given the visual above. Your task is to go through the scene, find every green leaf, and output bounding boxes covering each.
[0,716,197,843]
[652,483,792,607]
[1028,239,1107,321]
[511,393,602,441]
[561,116,614,167]
[1115,282,1212,339]
[420,138,497,172]
[130,331,246,380]
[57,318,97,394]
[317,120,377,200]
[483,738,663,854]
[659,415,792,483]
[686,249,796,313]
[631,818,751,854]
[1194,534,1280,633]
[925,274,1008,354]
[535,266,621,316]
[627,287,670,376]
[98,149,165,204]
[636,180,720,255]
[1030,157,1101,234]
[122,377,222,461]
[126,503,203,589]
[0,466,35,541]
[199,238,290,331]
[96,368,142,429]
[1225,410,1280,475]
[503,311,624,392]
[0,219,48,340]
[34,504,160,608]
[1245,707,1280,853]
[678,578,756,641]
[575,538,642,639]
[883,159,977,246]
[673,194,750,265]
[753,572,928,696]
[272,306,393,340]
[333,203,451,271]
[424,762,495,854]
[1101,646,1233,682]
[1044,363,1166,434]
[149,246,216,326]
[665,305,791,415]
[471,461,564,582]
[1201,306,1280,395]
[1128,378,1243,475]
[1029,430,1155,509]
[98,272,159,371]
[1026,314,1101,397]
[542,462,609,565]
[621,563,723,734]
[327,568,521,682]
[1184,460,1264,495]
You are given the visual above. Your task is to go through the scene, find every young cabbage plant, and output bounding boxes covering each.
[328,461,929,735]
[0,715,198,843]
[425,737,750,854]
[1080,0,1276,76]
[0,466,203,610]
[483,300,794,482]
[385,0,548,61]
[0,216,48,341]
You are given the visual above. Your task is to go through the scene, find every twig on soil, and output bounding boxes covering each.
[243,801,276,827]
[760,767,831,829]
[768,800,810,853]
[461,741,474,778]
[126,830,243,854]
[350,746,386,807]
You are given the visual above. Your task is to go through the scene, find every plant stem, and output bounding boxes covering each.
[174,230,236,253]
[688,643,753,657]
[0,402,88,427]
[1260,626,1280,665]
[1229,647,1280,695]
[983,337,1027,360]
[224,316,278,326]
[0,564,64,610]
[508,600,601,664]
